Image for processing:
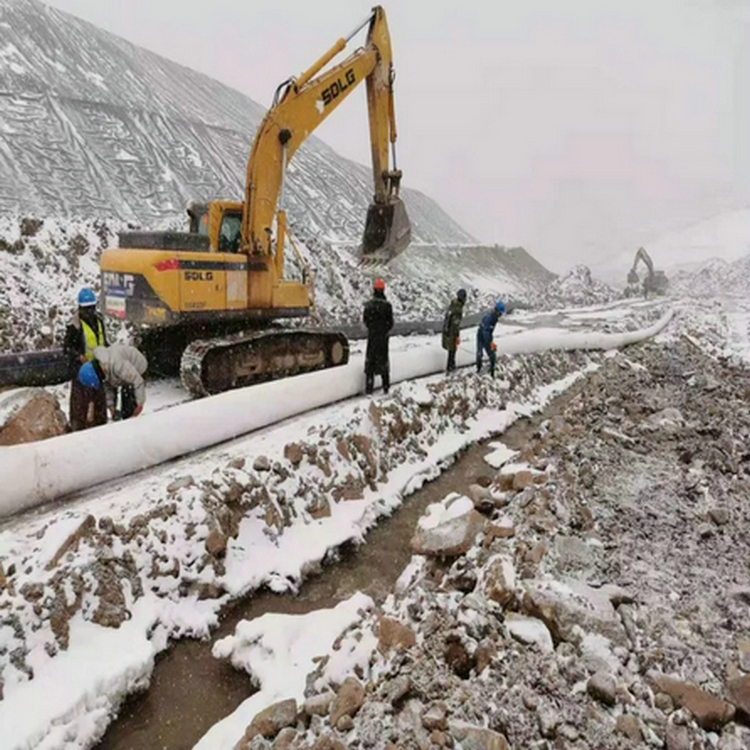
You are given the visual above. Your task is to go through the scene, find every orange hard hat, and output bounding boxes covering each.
[373,278,386,291]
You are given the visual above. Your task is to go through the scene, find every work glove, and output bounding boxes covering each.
[456,336,460,346]
[490,342,497,352]
[132,404,143,417]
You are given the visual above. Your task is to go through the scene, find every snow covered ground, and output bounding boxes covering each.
[0,295,747,750]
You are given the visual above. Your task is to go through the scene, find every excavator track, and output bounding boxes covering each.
[180,329,350,398]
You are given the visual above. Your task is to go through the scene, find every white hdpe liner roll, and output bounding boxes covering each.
[0,309,673,517]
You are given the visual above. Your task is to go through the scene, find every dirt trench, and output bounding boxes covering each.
[95,381,586,750]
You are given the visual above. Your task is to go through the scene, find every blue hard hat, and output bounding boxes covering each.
[495,300,506,314]
[457,288,467,301]
[77,288,96,307]
[78,362,101,389]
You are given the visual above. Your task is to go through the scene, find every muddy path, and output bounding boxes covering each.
[95,378,588,750]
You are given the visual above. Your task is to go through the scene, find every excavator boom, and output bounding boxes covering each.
[98,6,410,397]
[242,6,410,265]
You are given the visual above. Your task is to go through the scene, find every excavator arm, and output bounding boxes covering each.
[241,6,410,265]
[627,247,654,284]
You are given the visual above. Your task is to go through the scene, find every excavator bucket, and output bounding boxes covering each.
[627,269,639,284]
[359,198,412,265]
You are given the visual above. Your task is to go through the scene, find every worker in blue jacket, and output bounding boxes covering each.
[476,300,505,376]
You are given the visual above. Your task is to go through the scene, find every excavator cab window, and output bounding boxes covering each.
[218,213,242,253]
[188,207,210,236]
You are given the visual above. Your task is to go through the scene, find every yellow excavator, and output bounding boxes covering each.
[100,6,410,396]
[625,247,669,298]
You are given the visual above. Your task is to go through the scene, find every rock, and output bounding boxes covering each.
[0,389,67,445]
[449,721,509,750]
[329,677,364,726]
[283,443,304,467]
[410,510,487,557]
[505,613,554,652]
[709,507,730,526]
[205,529,228,557]
[307,495,331,520]
[167,475,194,494]
[445,557,478,593]
[474,640,495,674]
[271,727,297,750]
[422,702,448,731]
[253,456,271,472]
[444,634,475,678]
[512,470,534,491]
[242,699,298,741]
[654,692,675,713]
[521,578,628,646]
[485,519,515,542]
[615,714,641,741]
[537,705,558,738]
[384,675,411,705]
[650,674,735,730]
[336,714,354,731]
[227,457,246,470]
[665,723,691,750]
[587,671,617,706]
[467,484,494,513]
[304,691,335,717]
[430,730,449,747]
[727,675,750,716]
[310,735,346,750]
[483,555,516,607]
[378,616,416,654]
[0,562,6,591]
[45,514,96,569]
[738,639,750,672]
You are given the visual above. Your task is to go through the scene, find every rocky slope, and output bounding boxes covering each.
[226,335,750,750]
[0,0,470,246]
[669,255,750,298]
[540,264,617,309]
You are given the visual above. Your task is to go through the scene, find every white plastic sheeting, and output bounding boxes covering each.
[0,309,673,518]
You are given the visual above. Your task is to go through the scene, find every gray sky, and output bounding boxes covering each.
[44,0,750,271]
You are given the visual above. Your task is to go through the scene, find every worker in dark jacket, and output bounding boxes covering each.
[363,278,394,395]
[63,288,108,430]
[442,288,467,372]
[476,300,505,377]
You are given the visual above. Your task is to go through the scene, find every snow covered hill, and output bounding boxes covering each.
[0,0,470,246]
[669,254,750,297]
[538,264,617,308]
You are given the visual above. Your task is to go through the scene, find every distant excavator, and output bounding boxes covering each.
[625,247,669,298]
[99,6,411,397]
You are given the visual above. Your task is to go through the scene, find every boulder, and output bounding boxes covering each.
[329,677,364,726]
[449,721,509,750]
[587,671,617,706]
[521,578,628,646]
[241,698,298,742]
[650,674,735,730]
[483,555,516,607]
[303,691,335,717]
[727,675,750,716]
[377,616,416,655]
[665,723,691,750]
[205,529,228,557]
[253,455,271,472]
[0,389,67,445]
[505,613,554,653]
[283,443,304,467]
[411,510,487,557]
